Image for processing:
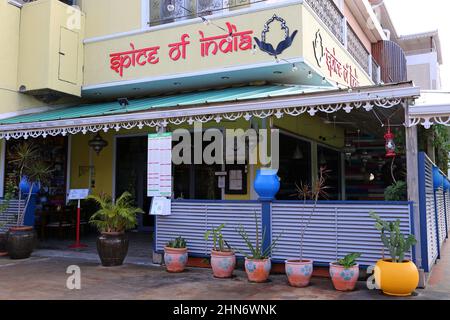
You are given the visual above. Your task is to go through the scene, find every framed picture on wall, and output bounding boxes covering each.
[225,165,247,195]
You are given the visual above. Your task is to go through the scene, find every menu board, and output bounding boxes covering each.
[147,132,172,197]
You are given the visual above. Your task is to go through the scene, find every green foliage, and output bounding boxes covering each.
[433,125,450,172]
[204,223,231,252]
[8,141,54,226]
[167,236,187,248]
[337,253,361,269]
[88,191,144,233]
[234,211,282,259]
[370,212,417,263]
[384,181,407,201]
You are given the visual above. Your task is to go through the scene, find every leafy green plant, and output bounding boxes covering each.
[88,191,144,233]
[337,253,361,269]
[234,211,282,259]
[384,181,407,201]
[204,223,231,252]
[370,212,417,263]
[167,236,187,249]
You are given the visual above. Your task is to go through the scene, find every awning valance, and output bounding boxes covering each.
[407,91,450,128]
[0,82,420,140]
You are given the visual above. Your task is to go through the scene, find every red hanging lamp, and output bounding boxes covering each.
[384,122,396,158]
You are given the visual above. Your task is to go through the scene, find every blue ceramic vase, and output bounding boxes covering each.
[254,168,280,200]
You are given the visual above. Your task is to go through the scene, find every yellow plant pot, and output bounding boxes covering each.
[374,259,419,296]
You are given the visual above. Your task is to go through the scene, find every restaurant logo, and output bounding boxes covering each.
[253,14,298,58]
[313,29,325,67]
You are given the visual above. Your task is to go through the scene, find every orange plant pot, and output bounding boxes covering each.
[245,258,271,283]
[285,259,313,287]
[164,247,188,273]
[329,262,359,291]
[211,250,236,278]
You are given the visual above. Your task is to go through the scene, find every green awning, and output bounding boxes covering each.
[0,85,329,125]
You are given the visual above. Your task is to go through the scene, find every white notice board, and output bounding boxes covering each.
[147,132,172,197]
[68,189,90,200]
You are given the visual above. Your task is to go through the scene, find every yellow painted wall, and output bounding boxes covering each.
[274,115,345,149]
[79,0,142,39]
[0,0,44,113]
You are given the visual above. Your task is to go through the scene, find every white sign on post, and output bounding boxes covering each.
[147,133,172,197]
[68,189,90,200]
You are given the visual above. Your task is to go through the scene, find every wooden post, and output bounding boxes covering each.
[404,101,426,286]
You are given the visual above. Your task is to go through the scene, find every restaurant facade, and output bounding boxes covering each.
[0,0,449,284]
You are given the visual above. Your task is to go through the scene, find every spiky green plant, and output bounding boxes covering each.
[204,223,231,252]
[88,192,144,233]
[234,211,282,259]
[337,253,361,269]
[167,236,186,248]
[370,212,417,263]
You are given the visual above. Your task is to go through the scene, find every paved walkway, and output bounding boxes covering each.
[1,246,450,299]
[1,234,449,300]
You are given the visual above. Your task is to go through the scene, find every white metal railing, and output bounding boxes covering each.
[304,0,345,45]
[346,22,370,75]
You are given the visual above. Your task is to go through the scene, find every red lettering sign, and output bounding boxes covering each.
[110,43,160,77]
[325,47,359,87]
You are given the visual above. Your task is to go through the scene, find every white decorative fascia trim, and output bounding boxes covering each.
[0,85,419,140]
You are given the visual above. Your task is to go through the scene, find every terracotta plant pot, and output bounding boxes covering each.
[96,232,129,267]
[375,259,419,296]
[285,259,314,287]
[244,258,271,283]
[210,250,236,278]
[329,262,359,291]
[6,226,36,260]
[164,247,188,273]
[0,232,8,256]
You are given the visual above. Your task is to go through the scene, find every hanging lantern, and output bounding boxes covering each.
[384,127,396,158]
[88,133,108,155]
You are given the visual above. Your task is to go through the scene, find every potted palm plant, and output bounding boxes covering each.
[0,181,14,256]
[88,192,144,267]
[286,167,329,287]
[329,253,361,291]
[370,212,419,296]
[164,236,188,273]
[7,142,53,259]
[235,212,282,283]
[204,223,235,278]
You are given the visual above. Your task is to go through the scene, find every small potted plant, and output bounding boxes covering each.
[370,212,419,296]
[286,167,329,287]
[164,236,188,273]
[235,212,282,283]
[88,192,144,267]
[204,223,235,278]
[330,253,361,291]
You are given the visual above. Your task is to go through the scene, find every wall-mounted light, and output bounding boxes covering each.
[307,71,313,79]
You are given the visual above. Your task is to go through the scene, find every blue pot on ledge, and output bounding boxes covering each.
[444,179,450,193]
[19,176,40,195]
[254,168,280,201]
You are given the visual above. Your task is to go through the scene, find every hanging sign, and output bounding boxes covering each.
[147,132,172,197]
[150,197,171,216]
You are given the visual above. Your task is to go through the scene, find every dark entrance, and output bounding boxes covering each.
[115,136,153,232]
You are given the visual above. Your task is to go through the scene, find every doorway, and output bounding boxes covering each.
[115,136,153,232]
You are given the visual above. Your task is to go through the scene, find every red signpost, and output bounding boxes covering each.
[68,189,90,249]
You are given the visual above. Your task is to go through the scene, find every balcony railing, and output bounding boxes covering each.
[346,22,370,75]
[304,0,344,45]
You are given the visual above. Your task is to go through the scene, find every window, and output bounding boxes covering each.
[148,0,263,26]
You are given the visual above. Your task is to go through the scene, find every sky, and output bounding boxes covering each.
[384,0,450,90]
